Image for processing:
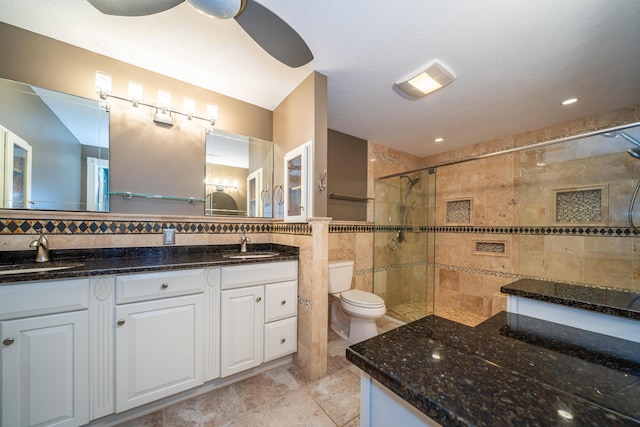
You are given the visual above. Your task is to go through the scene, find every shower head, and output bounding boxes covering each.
[603,131,640,158]
[400,175,420,188]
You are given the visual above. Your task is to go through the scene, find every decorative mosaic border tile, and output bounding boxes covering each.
[0,218,312,236]
[271,223,313,235]
[428,225,640,237]
[329,224,374,233]
[371,152,421,169]
[298,295,313,311]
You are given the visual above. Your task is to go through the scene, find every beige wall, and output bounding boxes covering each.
[273,72,328,218]
[427,106,640,317]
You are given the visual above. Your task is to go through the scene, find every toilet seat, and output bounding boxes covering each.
[340,289,385,309]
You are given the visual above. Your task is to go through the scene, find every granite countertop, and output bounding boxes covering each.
[0,244,299,284]
[501,278,640,320]
[347,312,640,426]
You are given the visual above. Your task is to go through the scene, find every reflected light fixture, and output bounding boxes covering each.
[434,137,444,143]
[395,59,456,98]
[95,71,112,100]
[128,81,143,107]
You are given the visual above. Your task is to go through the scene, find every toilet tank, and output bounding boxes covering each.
[328,260,354,293]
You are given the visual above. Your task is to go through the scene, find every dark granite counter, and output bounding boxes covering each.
[501,278,640,320]
[347,312,640,426]
[0,244,298,284]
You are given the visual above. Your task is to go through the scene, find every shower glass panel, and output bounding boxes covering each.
[373,168,436,323]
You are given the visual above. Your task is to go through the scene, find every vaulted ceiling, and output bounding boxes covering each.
[2,0,639,157]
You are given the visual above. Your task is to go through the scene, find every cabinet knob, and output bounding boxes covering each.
[280,338,286,344]
[256,296,262,303]
[161,283,169,290]
[117,319,125,326]
[281,300,287,305]
[3,338,14,346]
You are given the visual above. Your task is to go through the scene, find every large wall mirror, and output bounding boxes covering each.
[205,129,274,217]
[0,78,109,211]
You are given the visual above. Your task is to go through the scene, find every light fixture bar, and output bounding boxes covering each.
[99,92,217,126]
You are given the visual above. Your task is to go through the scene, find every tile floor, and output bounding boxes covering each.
[117,306,481,426]
[388,300,489,327]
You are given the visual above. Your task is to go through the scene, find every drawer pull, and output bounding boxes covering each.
[280,338,286,344]
[117,319,125,326]
[256,296,262,303]
[3,338,15,346]
[161,283,169,290]
[281,300,287,305]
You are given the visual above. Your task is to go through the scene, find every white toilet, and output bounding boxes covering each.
[329,260,386,344]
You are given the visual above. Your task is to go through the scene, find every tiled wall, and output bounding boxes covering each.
[427,105,640,318]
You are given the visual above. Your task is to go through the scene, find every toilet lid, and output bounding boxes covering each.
[341,289,385,309]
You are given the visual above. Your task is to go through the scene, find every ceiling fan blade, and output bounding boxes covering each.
[187,0,243,19]
[235,0,313,68]
[87,0,184,16]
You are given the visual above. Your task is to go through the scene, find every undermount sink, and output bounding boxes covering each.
[0,262,84,276]
[223,251,279,260]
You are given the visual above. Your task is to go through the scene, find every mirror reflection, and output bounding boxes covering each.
[0,78,109,211]
[205,129,273,217]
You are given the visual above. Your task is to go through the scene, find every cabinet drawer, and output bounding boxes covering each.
[264,317,297,362]
[264,281,297,323]
[221,261,297,290]
[116,269,205,304]
[0,278,90,320]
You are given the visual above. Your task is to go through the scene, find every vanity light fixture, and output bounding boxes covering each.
[154,90,174,126]
[184,97,196,119]
[434,137,444,143]
[207,103,219,126]
[95,71,112,100]
[128,81,143,107]
[561,97,579,106]
[94,71,218,128]
[395,59,456,98]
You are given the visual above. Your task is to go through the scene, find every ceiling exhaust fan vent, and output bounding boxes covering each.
[395,59,456,98]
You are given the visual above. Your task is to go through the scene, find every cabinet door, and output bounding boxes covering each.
[1,311,89,427]
[284,141,312,222]
[115,294,203,413]
[220,286,264,377]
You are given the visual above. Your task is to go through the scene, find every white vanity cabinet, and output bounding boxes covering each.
[0,278,90,427]
[114,269,206,413]
[220,261,298,377]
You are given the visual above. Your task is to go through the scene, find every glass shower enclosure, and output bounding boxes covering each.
[373,168,436,323]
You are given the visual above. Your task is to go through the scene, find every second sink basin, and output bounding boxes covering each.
[223,251,279,260]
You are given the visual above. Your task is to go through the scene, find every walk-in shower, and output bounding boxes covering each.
[603,131,640,232]
[373,169,435,323]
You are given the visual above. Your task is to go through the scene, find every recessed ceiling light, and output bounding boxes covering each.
[434,137,444,143]
[561,97,579,106]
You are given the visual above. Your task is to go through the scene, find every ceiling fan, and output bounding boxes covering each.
[86,0,313,68]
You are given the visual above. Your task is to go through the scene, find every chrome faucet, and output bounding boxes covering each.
[240,230,250,253]
[29,227,49,263]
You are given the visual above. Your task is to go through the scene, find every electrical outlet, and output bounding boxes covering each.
[163,228,175,245]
